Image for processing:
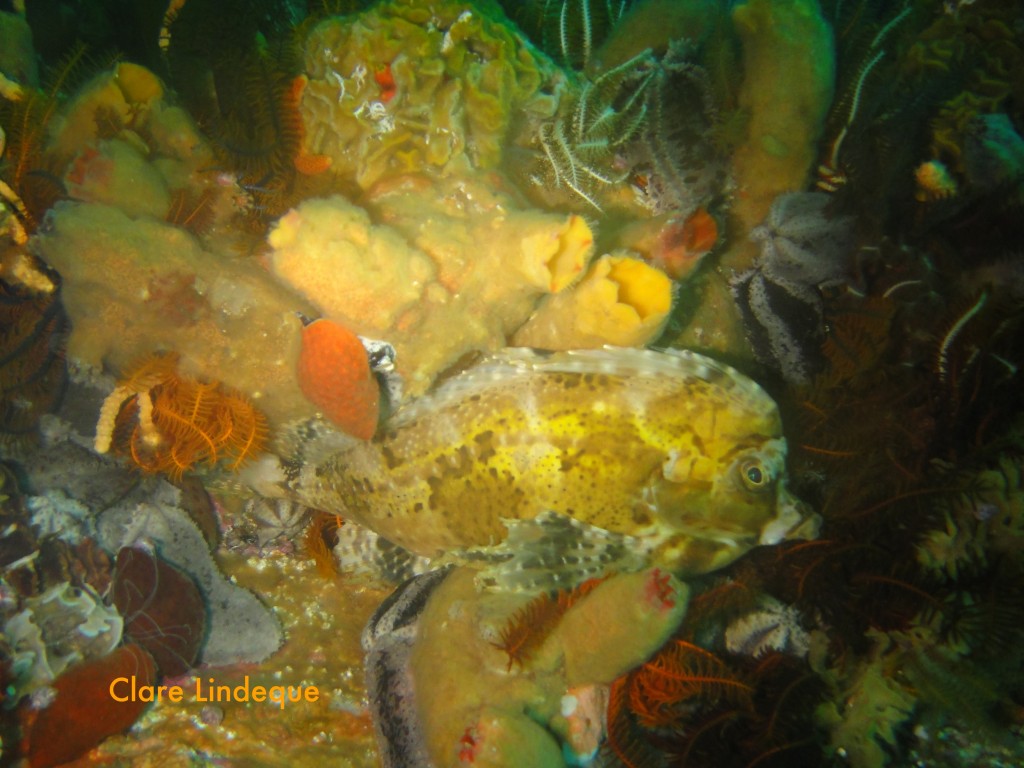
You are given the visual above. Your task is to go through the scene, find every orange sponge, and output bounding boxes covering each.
[297,317,379,439]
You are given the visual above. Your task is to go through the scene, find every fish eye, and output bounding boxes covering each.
[739,459,771,491]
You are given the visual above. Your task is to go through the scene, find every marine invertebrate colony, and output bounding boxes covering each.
[0,0,1019,764]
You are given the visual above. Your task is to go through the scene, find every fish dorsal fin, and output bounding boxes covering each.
[387,346,768,429]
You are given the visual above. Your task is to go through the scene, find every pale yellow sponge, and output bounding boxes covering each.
[267,195,436,329]
[730,0,834,232]
[32,201,318,431]
[48,63,167,160]
[512,253,673,350]
[406,567,688,767]
[520,212,595,293]
[266,178,595,394]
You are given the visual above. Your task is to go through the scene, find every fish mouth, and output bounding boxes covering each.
[759,483,820,545]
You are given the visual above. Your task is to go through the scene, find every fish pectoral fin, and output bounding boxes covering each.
[453,511,647,594]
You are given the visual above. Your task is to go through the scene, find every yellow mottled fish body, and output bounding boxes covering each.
[295,347,816,577]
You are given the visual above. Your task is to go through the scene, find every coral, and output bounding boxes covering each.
[267,181,595,394]
[110,546,207,677]
[299,0,561,190]
[297,318,380,440]
[511,252,673,350]
[18,643,157,768]
[99,352,269,478]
